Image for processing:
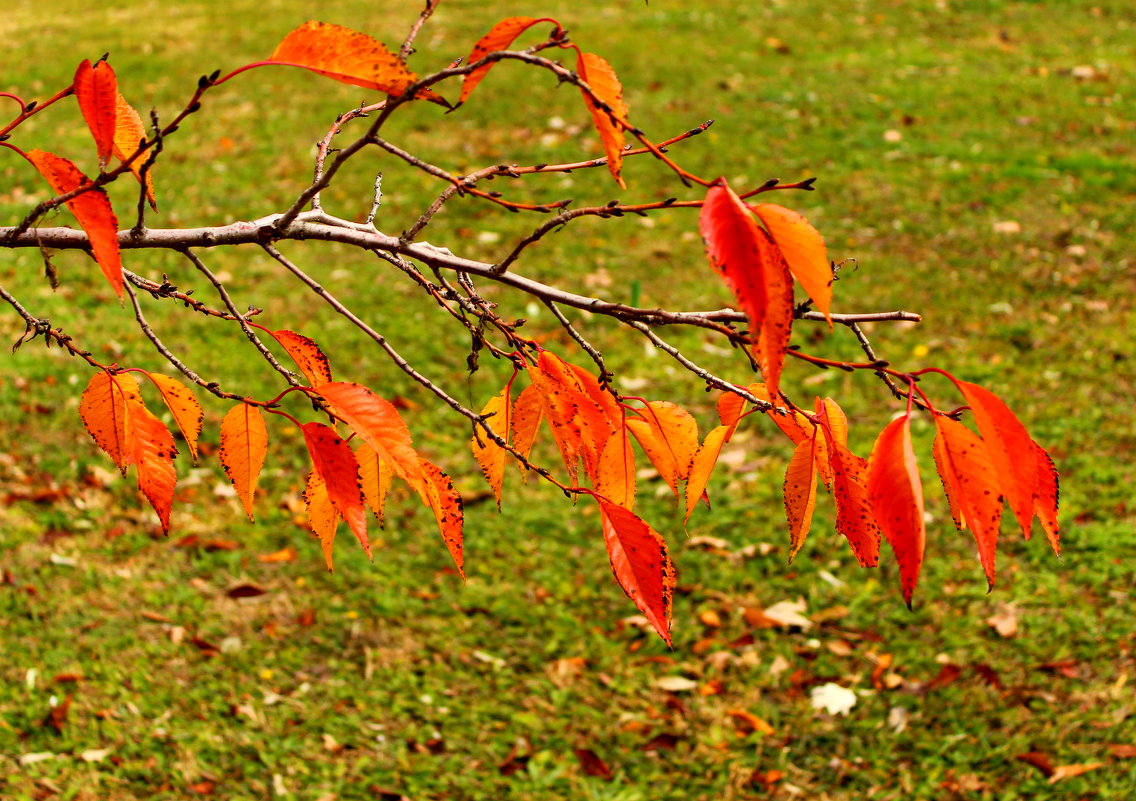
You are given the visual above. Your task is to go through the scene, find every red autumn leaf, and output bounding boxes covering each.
[356,443,392,526]
[112,92,157,209]
[219,403,268,520]
[950,378,1038,539]
[597,499,675,645]
[79,371,141,473]
[301,422,368,558]
[932,416,1003,589]
[304,469,339,570]
[268,21,447,105]
[576,51,629,188]
[822,425,881,568]
[573,748,614,781]
[471,385,510,509]
[700,181,794,400]
[73,59,117,167]
[751,202,833,325]
[315,382,427,496]
[813,396,847,489]
[684,424,733,523]
[1032,440,1061,557]
[143,372,203,463]
[510,383,544,471]
[594,425,636,510]
[270,329,333,387]
[418,459,465,578]
[25,149,122,299]
[123,390,177,533]
[784,433,819,561]
[459,17,558,105]
[868,414,925,606]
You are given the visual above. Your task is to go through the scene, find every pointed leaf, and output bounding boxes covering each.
[73,59,117,167]
[304,469,339,570]
[125,395,177,533]
[471,386,510,508]
[356,443,392,526]
[594,426,636,510]
[784,433,819,561]
[269,21,446,105]
[271,330,333,387]
[598,500,675,645]
[752,203,833,325]
[868,415,925,606]
[25,150,122,299]
[79,371,140,473]
[301,422,368,558]
[143,372,203,462]
[1032,440,1060,557]
[539,352,615,476]
[932,416,1003,589]
[419,460,465,578]
[112,92,157,209]
[459,17,557,104]
[510,383,544,471]
[219,403,268,520]
[684,424,733,523]
[824,431,881,567]
[813,396,848,490]
[638,401,699,481]
[576,51,629,188]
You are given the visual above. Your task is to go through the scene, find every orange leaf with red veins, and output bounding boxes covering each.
[471,386,510,508]
[356,443,392,526]
[79,371,140,473]
[932,416,1003,588]
[684,424,733,523]
[269,21,447,105]
[638,401,699,481]
[784,433,819,561]
[752,203,833,326]
[73,59,117,167]
[314,382,426,496]
[25,150,122,299]
[700,181,794,399]
[527,353,614,484]
[271,330,333,387]
[510,383,544,470]
[538,354,614,467]
[143,372,203,463]
[598,499,675,644]
[301,422,368,558]
[526,364,585,484]
[459,17,558,104]
[594,426,636,510]
[576,51,629,188]
[823,430,881,568]
[950,379,1039,539]
[112,92,156,210]
[868,415,925,607]
[125,395,177,533]
[219,403,268,520]
[1031,440,1060,556]
[418,460,465,578]
[304,469,339,570]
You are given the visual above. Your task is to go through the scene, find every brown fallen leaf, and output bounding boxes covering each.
[1048,762,1105,784]
[1108,744,1136,758]
[640,732,681,752]
[573,748,614,780]
[925,663,963,692]
[1036,658,1080,678]
[1015,751,1055,777]
[226,584,268,599]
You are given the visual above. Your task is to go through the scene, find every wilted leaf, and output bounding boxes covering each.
[1032,440,1060,556]
[822,422,880,567]
[226,584,267,598]
[986,603,1019,638]
[762,599,814,630]
[356,443,392,526]
[79,371,140,472]
[576,51,629,188]
[653,675,698,692]
[510,383,544,470]
[257,546,297,563]
[727,709,776,736]
[418,460,465,577]
[868,414,925,607]
[598,499,674,644]
[1047,762,1105,784]
[219,403,268,520]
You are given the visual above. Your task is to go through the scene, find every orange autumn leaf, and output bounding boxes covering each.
[510,382,544,472]
[594,425,636,510]
[419,459,465,578]
[219,403,268,520]
[125,394,178,534]
[784,433,819,561]
[597,499,675,645]
[751,202,833,325]
[471,385,511,508]
[301,422,368,558]
[576,51,629,188]
[823,430,881,568]
[143,372,203,463]
[813,396,848,490]
[526,363,584,484]
[112,92,157,209]
[684,424,733,523]
[526,353,614,484]
[356,443,392,526]
[25,150,122,300]
[1032,440,1060,556]
[459,17,558,105]
[700,181,794,400]
[932,416,1003,589]
[271,329,333,387]
[73,59,117,167]
[627,401,699,500]
[269,21,447,105]
[868,414,925,607]
[79,371,140,473]
[304,469,339,570]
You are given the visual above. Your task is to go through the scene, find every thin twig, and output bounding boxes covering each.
[400,0,442,61]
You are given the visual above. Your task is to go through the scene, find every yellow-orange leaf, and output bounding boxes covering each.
[594,427,636,510]
[784,434,819,561]
[526,363,583,484]
[825,432,881,568]
[356,443,392,526]
[219,403,268,520]
[304,469,339,571]
[271,330,333,387]
[73,59,117,167]
[684,424,733,523]
[125,395,177,534]
[576,51,629,188]
[144,372,203,463]
[510,383,544,473]
[1031,440,1060,557]
[302,422,368,558]
[752,202,833,326]
[598,499,675,645]
[112,92,156,209]
[459,17,557,105]
[539,354,614,472]
[79,371,140,473]
[25,149,122,300]
[639,401,699,481]
[813,396,848,490]
[932,416,1003,589]
[868,414,925,607]
[471,386,510,508]
[419,460,465,578]
[269,21,447,105]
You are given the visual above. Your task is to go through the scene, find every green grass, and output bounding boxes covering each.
[2,1,1134,799]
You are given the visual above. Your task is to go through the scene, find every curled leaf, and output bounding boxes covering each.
[459,17,558,104]
[271,330,333,387]
[684,425,733,523]
[304,469,339,570]
[576,51,629,188]
[419,460,465,578]
[784,433,819,561]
